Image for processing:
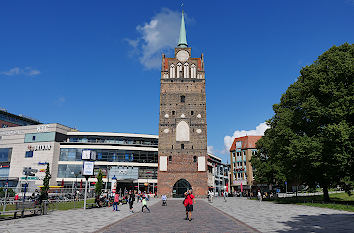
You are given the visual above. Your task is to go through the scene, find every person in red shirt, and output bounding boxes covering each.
[183,189,195,221]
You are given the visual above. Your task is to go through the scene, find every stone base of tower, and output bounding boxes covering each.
[157,172,208,198]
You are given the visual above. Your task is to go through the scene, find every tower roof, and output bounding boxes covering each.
[177,10,188,48]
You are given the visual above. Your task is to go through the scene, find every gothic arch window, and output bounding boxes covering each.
[191,64,196,78]
[176,120,190,141]
[184,63,189,78]
[177,63,182,78]
[170,64,175,78]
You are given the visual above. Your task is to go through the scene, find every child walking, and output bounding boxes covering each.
[141,197,150,213]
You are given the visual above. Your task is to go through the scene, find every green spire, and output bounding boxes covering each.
[177,10,188,48]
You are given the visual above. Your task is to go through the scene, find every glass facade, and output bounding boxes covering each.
[57,164,157,179]
[65,136,158,146]
[0,148,12,162]
[60,148,158,163]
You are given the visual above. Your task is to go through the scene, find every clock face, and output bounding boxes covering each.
[176,50,189,62]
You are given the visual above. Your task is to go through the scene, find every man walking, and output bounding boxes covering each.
[128,190,135,213]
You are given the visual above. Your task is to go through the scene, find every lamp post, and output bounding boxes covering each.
[146,171,152,193]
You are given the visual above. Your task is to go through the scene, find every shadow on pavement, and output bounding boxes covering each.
[278,213,354,233]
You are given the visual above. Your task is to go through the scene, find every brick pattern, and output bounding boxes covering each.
[158,47,208,197]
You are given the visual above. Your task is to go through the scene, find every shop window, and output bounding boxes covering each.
[25,151,33,158]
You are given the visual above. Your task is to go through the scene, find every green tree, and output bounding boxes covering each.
[252,43,353,202]
[40,163,51,202]
[95,169,103,198]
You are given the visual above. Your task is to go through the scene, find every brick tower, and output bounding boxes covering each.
[157,10,208,197]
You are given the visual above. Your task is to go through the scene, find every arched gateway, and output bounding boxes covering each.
[172,179,191,198]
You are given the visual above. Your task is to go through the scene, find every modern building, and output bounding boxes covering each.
[229,136,262,193]
[207,153,230,196]
[0,124,74,192]
[0,124,158,195]
[58,131,158,193]
[0,108,41,128]
[157,10,208,197]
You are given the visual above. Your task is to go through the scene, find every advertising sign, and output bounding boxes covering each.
[82,161,94,176]
[109,167,138,180]
[82,150,91,160]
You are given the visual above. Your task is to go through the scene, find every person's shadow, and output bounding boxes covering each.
[277,213,354,232]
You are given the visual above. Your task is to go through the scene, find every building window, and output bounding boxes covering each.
[193,156,197,162]
[32,136,36,141]
[172,145,174,149]
[191,111,194,115]
[181,144,184,149]
[172,111,175,115]
[191,145,194,149]
[180,95,185,103]
[169,156,172,162]
[25,151,33,158]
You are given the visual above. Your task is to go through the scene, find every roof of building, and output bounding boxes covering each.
[0,108,41,125]
[67,131,158,139]
[229,135,262,151]
[177,10,188,48]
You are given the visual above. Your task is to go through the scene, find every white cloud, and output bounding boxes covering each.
[223,122,270,153]
[127,8,181,69]
[1,67,40,76]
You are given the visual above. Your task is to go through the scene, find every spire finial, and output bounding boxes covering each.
[177,6,188,48]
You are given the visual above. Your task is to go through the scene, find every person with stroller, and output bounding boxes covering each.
[161,194,167,206]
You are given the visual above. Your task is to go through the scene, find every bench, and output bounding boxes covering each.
[11,201,42,218]
[86,203,97,209]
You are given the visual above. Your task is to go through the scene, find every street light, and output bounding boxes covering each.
[146,171,152,193]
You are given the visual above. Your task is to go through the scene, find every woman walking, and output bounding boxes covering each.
[113,192,119,211]
[183,190,195,221]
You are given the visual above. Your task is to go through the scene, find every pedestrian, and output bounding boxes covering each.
[257,189,262,202]
[129,190,135,212]
[183,189,195,221]
[141,196,150,213]
[161,194,167,206]
[113,192,119,211]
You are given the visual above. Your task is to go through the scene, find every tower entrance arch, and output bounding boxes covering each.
[172,179,191,198]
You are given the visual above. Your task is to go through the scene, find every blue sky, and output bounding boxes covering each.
[1,0,353,162]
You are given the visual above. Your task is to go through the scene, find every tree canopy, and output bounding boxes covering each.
[251,43,353,201]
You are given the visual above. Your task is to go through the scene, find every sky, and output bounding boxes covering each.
[1,0,353,162]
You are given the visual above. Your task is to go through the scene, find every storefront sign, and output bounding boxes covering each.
[21,177,39,180]
[38,162,49,165]
[39,169,46,172]
[0,130,24,136]
[37,125,50,132]
[28,145,52,151]
[109,167,138,180]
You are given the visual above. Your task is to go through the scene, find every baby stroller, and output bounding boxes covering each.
[161,195,167,206]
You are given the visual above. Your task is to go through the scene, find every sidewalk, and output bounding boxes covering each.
[210,197,354,232]
[0,198,160,233]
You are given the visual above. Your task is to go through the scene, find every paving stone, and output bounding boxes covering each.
[210,197,354,232]
[100,199,256,233]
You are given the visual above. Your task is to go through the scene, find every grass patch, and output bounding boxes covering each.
[48,198,95,211]
[265,192,354,212]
